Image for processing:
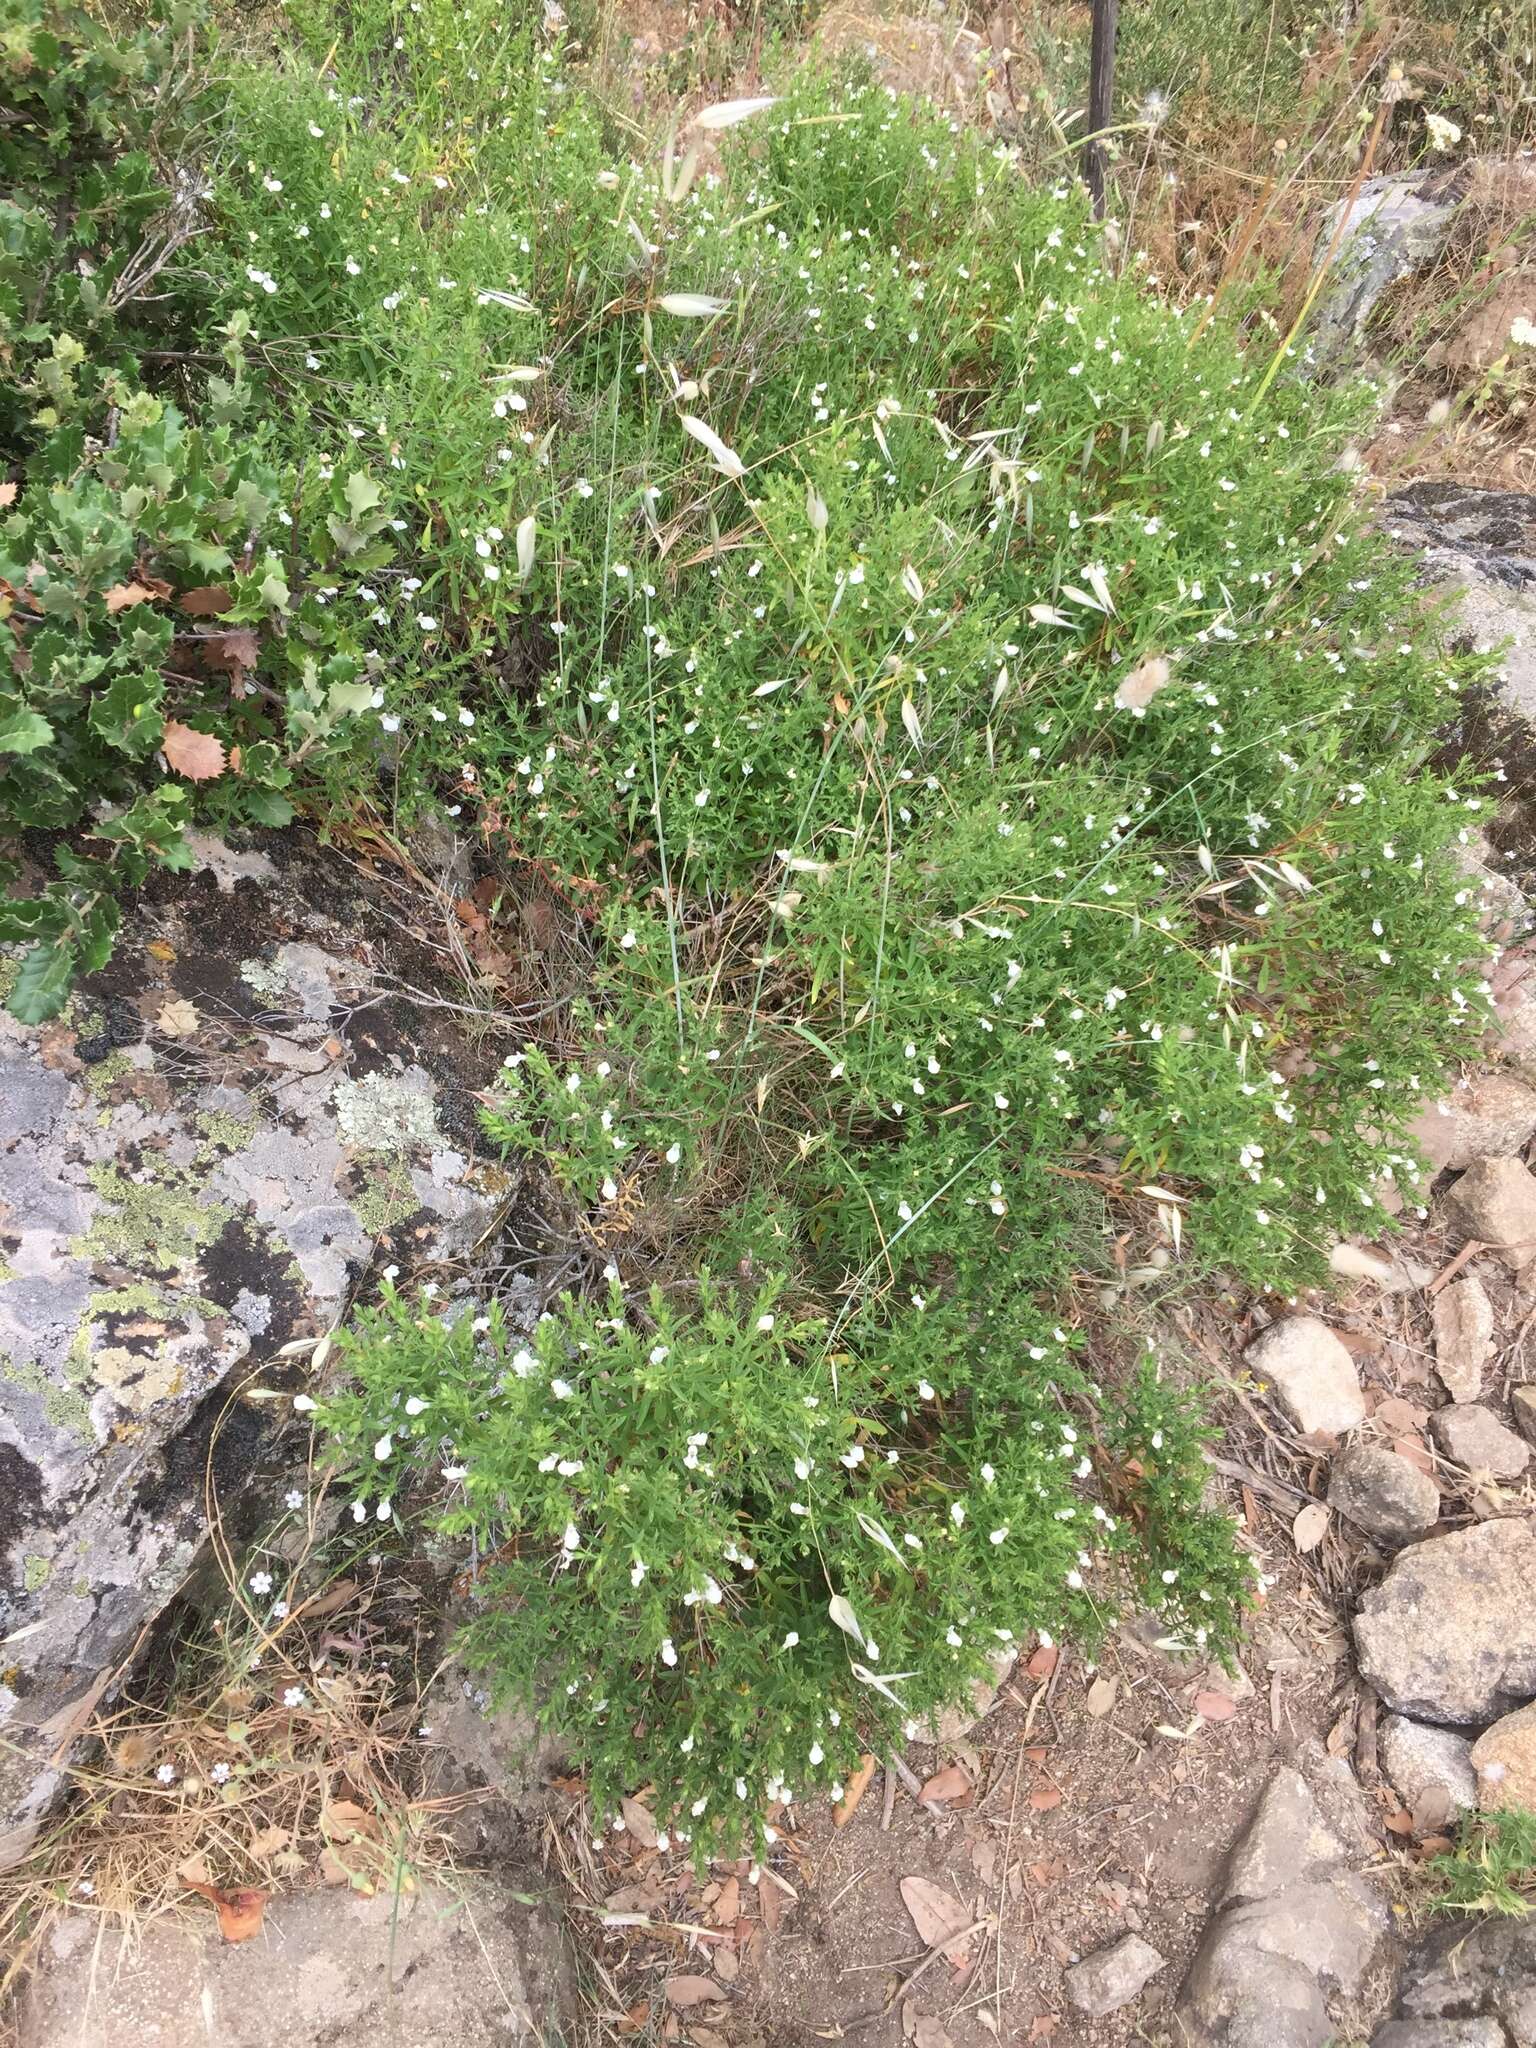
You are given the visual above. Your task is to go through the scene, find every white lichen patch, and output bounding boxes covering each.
[332,1071,441,1156]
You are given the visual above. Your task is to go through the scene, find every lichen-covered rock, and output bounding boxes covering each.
[1354,1520,1536,1726]
[1373,1914,1536,2048]
[1430,1275,1495,1404]
[1443,1157,1536,1271]
[1244,1317,1365,1437]
[1379,1716,1478,1819]
[1327,1442,1440,1545]
[1176,1767,1386,2048]
[0,886,505,1869]
[1065,1933,1165,2017]
[1470,1701,1536,1814]
[1429,1403,1531,1482]
[1408,1075,1536,1177]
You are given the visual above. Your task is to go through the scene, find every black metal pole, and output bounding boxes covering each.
[1083,0,1119,217]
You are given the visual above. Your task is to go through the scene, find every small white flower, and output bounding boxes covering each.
[284,1488,303,1509]
[1424,111,1461,151]
[783,1631,800,1649]
[660,1636,678,1666]
[249,1570,273,1595]
[757,1313,775,1332]
[156,1763,177,1784]
[665,1142,682,1165]
[551,1378,575,1400]
[404,1396,428,1416]
[282,1686,305,1708]
[374,1433,393,1460]
[211,1762,232,1784]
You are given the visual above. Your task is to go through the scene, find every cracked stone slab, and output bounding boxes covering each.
[0,913,505,1869]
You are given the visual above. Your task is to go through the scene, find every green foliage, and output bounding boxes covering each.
[1428,1808,1536,1918]
[0,0,1501,1834]
[324,1282,1250,1854]
[197,1,1494,1840]
[0,322,390,1012]
[0,0,212,451]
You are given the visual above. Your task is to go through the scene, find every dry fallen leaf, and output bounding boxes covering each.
[1026,1645,1059,1680]
[162,720,227,782]
[1028,2016,1061,2042]
[899,1876,973,1963]
[145,939,177,964]
[322,1798,380,1841]
[1028,1783,1063,1813]
[1194,1690,1237,1723]
[834,1752,878,1827]
[0,481,17,508]
[711,1876,740,1927]
[182,1879,269,1943]
[180,585,234,617]
[912,2018,955,2048]
[247,1824,291,1860]
[1291,1501,1330,1553]
[105,581,156,614]
[156,998,199,1038]
[918,1764,973,1806]
[1085,1675,1118,1717]
[620,1795,659,1850]
[662,1975,722,2009]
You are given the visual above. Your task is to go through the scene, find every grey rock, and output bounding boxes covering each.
[1375,1913,1536,2048]
[1514,1385,1536,1444]
[1431,1275,1496,1403]
[1064,1933,1165,2017]
[1375,2025,1512,2048]
[1386,481,1536,743]
[1328,1441,1441,1544]
[1444,1157,1536,1271]
[1312,171,1462,362]
[1176,1768,1387,2048]
[1429,1403,1531,1481]
[1354,1519,1536,1724]
[0,885,507,1871]
[1379,1716,1478,1818]
[1470,1700,1536,1814]
[19,1881,571,2047]
[1244,1317,1365,1437]
[1409,1076,1536,1177]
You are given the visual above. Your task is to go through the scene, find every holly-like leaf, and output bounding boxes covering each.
[0,710,53,756]
[8,937,77,1024]
[162,721,226,781]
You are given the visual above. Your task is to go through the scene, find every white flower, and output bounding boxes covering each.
[156,1763,177,1784]
[374,1433,393,1460]
[551,1378,575,1400]
[284,1489,303,1509]
[631,1559,648,1587]
[249,1569,273,1594]
[282,1686,305,1708]
[1424,112,1461,151]
[782,1631,800,1649]
[404,1396,428,1416]
[1512,316,1536,349]
[660,1637,678,1666]
[562,1521,580,1552]
[211,1762,232,1784]
[665,1142,681,1165]
[757,1313,775,1332]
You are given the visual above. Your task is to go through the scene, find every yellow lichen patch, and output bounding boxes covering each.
[94,1346,182,1410]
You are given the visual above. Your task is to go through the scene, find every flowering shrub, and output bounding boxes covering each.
[269,0,1498,1850]
[324,1280,1250,1851]
[8,0,1498,1839]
